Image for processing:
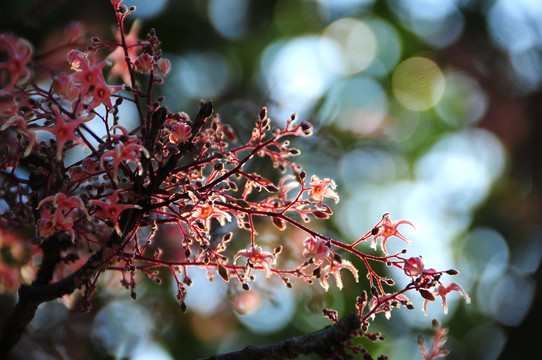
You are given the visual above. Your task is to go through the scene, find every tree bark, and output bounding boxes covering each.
[200,313,361,360]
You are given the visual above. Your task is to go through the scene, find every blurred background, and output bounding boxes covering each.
[1,0,541,359]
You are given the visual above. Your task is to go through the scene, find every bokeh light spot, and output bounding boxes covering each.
[319,76,388,134]
[182,267,228,314]
[435,71,488,127]
[464,324,507,360]
[91,301,152,358]
[208,0,249,40]
[415,129,506,213]
[316,0,374,15]
[235,280,295,334]
[365,18,402,76]
[487,0,542,53]
[169,52,232,102]
[392,57,445,111]
[389,0,464,47]
[322,18,377,75]
[260,36,341,121]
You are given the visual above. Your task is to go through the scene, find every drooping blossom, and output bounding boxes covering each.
[418,319,450,360]
[234,246,275,278]
[39,106,89,159]
[423,283,471,315]
[308,175,339,208]
[0,115,36,156]
[109,125,140,144]
[52,73,80,103]
[38,193,89,219]
[318,259,359,291]
[371,213,414,254]
[369,292,412,320]
[303,237,330,265]
[403,256,425,277]
[190,202,232,231]
[37,207,76,242]
[89,190,142,235]
[100,142,150,182]
[155,58,171,78]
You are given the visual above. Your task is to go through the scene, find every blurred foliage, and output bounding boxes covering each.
[1,0,541,359]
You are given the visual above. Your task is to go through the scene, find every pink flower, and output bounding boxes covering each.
[403,256,425,277]
[39,106,88,160]
[134,53,155,73]
[67,50,86,71]
[303,237,330,265]
[308,175,339,208]
[1,115,36,156]
[89,190,142,235]
[234,246,275,278]
[371,213,414,255]
[87,82,123,110]
[0,34,33,92]
[318,259,358,291]
[38,193,88,218]
[37,207,76,242]
[68,50,109,94]
[52,73,79,103]
[109,125,139,144]
[369,292,412,319]
[190,202,232,230]
[423,283,471,315]
[67,50,125,111]
[418,319,450,360]
[169,122,192,144]
[100,142,150,182]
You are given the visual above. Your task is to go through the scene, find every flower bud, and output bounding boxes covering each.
[419,289,435,301]
[218,264,229,282]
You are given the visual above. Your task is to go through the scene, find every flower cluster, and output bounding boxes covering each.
[303,237,358,291]
[37,193,89,242]
[402,256,471,315]
[0,1,470,359]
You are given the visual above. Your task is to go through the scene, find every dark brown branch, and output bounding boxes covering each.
[0,245,104,357]
[200,313,361,360]
[152,100,213,191]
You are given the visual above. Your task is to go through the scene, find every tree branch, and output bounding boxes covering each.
[152,100,213,191]
[200,313,361,360]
